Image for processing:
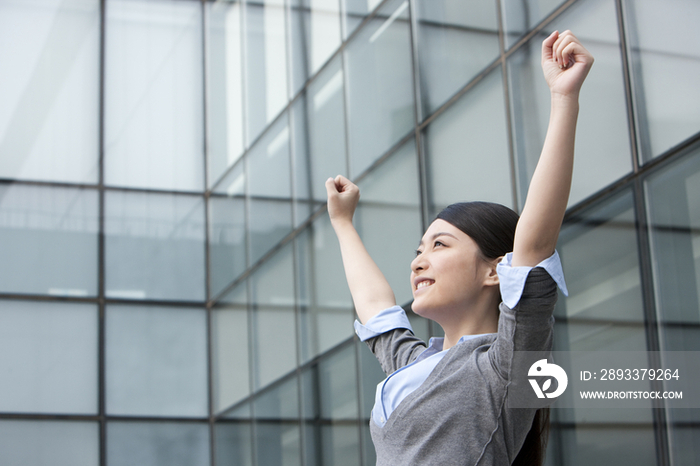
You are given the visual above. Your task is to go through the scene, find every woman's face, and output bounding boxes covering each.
[410,219,493,320]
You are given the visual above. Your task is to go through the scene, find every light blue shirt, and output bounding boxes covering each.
[354,251,568,427]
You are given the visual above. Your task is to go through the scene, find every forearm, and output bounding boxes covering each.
[512,94,579,267]
[332,220,396,324]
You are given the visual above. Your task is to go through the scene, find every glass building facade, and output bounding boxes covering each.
[0,0,699,464]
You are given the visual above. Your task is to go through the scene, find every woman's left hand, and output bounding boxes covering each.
[541,30,594,99]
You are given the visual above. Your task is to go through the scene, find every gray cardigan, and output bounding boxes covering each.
[365,267,557,466]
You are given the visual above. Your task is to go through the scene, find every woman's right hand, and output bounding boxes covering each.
[325,175,360,226]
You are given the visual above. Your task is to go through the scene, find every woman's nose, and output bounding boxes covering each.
[411,253,426,272]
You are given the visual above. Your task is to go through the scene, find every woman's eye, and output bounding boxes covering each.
[415,249,422,256]
[434,241,444,248]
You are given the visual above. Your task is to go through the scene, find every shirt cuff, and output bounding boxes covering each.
[496,250,568,309]
[354,305,413,342]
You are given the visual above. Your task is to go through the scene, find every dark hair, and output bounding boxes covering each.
[436,201,519,260]
[436,201,550,465]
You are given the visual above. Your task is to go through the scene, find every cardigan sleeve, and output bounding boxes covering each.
[488,267,558,380]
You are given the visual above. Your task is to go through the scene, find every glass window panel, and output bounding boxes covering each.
[0,184,98,297]
[250,244,297,389]
[105,191,205,301]
[552,189,652,432]
[106,305,208,417]
[0,300,97,414]
[295,219,354,364]
[342,0,381,39]
[215,422,254,466]
[248,114,291,199]
[356,138,422,305]
[344,0,414,177]
[249,199,293,265]
[211,160,247,298]
[289,0,343,96]
[424,66,511,215]
[0,420,99,466]
[212,282,250,414]
[508,0,632,209]
[0,0,99,184]
[623,0,700,162]
[107,421,210,466]
[320,424,361,466]
[207,0,245,187]
[500,0,567,48]
[301,346,361,466]
[209,194,247,299]
[245,0,289,144]
[551,426,656,466]
[105,0,204,191]
[645,145,700,465]
[254,378,302,466]
[415,0,500,116]
[305,57,348,203]
[254,376,300,420]
[291,94,315,226]
[318,344,358,420]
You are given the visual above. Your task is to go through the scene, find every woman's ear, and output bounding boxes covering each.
[483,256,502,287]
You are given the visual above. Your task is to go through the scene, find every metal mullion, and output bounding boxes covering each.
[200,2,217,466]
[496,0,520,213]
[633,177,671,466]
[98,1,108,466]
[613,0,641,178]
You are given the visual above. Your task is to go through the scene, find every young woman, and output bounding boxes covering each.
[325,31,593,465]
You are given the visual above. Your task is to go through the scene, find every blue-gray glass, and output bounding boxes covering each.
[500,0,567,48]
[206,0,245,188]
[244,0,289,145]
[247,113,293,264]
[0,0,99,184]
[254,378,302,466]
[318,343,359,420]
[343,0,382,39]
[215,422,254,466]
[301,348,361,466]
[305,56,348,202]
[249,198,293,266]
[209,195,247,299]
[0,420,99,466]
[424,66,512,216]
[344,0,414,178]
[105,191,205,301]
[0,300,97,414]
[645,145,700,464]
[254,376,300,420]
[212,281,250,413]
[289,0,343,97]
[507,0,632,209]
[549,426,656,466]
[107,422,210,466]
[291,94,315,226]
[0,184,98,297]
[552,189,652,429]
[357,339,386,420]
[104,0,204,191]
[623,0,700,163]
[295,221,354,364]
[356,138,422,305]
[211,160,247,298]
[250,243,297,389]
[105,305,208,417]
[248,113,291,199]
[414,0,500,117]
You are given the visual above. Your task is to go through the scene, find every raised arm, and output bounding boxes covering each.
[511,31,594,267]
[325,175,396,324]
